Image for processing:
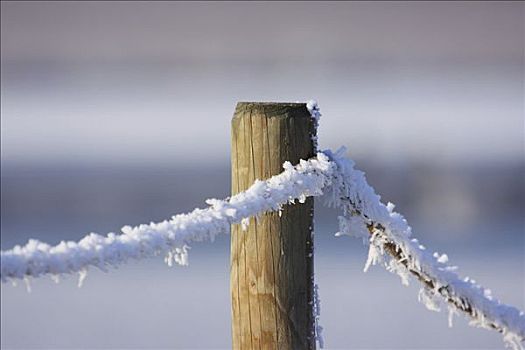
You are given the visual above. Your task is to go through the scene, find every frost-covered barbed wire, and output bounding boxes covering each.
[2,148,522,348]
[323,147,525,350]
[1,101,523,348]
[0,154,336,286]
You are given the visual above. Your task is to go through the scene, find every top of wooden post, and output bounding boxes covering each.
[234,102,310,119]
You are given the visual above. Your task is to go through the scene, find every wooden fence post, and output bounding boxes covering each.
[230,102,316,350]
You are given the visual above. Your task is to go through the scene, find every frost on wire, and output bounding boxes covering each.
[1,101,524,349]
[323,147,525,350]
[0,153,334,282]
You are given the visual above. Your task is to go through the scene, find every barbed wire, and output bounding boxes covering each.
[1,101,523,349]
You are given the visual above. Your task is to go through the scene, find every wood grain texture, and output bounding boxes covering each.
[231,102,316,350]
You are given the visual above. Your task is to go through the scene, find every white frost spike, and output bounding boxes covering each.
[78,269,88,288]
[504,333,525,350]
[23,277,31,293]
[418,288,441,312]
[164,251,174,267]
[298,194,307,204]
[174,245,190,266]
[433,252,449,264]
[387,259,410,286]
[50,274,61,284]
[364,244,382,272]
[241,218,250,231]
[306,99,321,151]
[313,283,324,348]
[448,305,458,328]
[165,253,172,266]
[337,215,369,240]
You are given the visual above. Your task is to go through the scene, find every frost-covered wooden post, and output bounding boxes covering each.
[230,102,316,349]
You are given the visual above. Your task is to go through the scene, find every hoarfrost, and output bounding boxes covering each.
[78,269,88,288]
[306,99,321,151]
[50,274,60,284]
[23,277,31,293]
[323,147,525,349]
[313,283,324,348]
[418,288,441,312]
[1,152,335,284]
[241,218,250,231]
[0,101,522,349]
[448,305,458,328]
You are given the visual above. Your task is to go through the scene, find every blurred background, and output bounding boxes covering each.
[1,1,523,349]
